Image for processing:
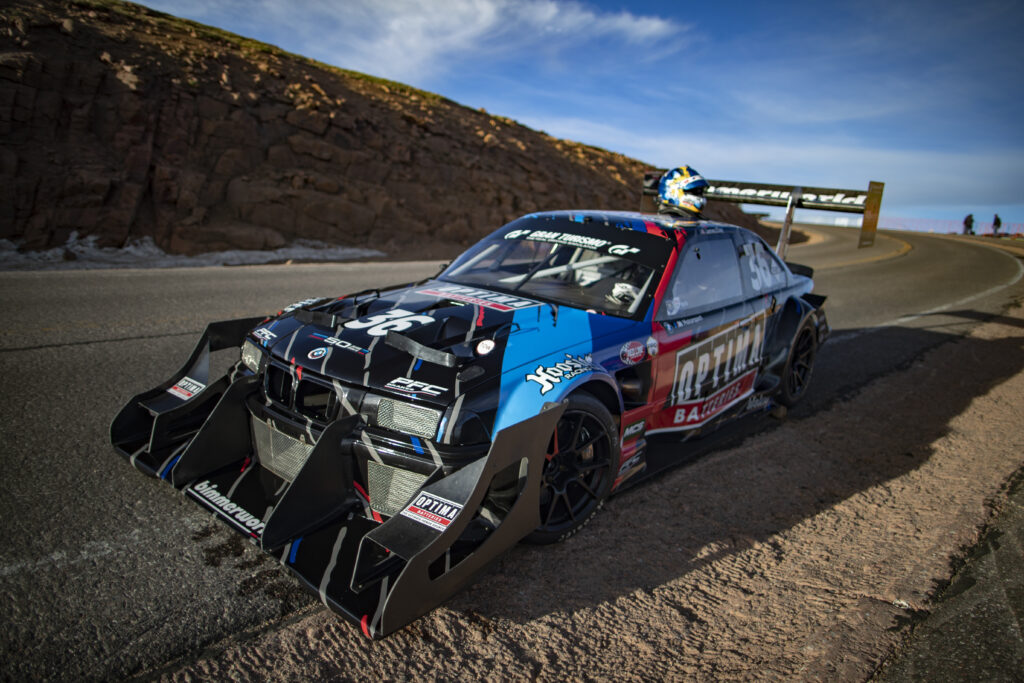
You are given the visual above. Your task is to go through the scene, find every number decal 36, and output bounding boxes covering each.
[344,309,434,337]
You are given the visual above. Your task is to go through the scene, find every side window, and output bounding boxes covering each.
[739,236,787,294]
[657,236,744,319]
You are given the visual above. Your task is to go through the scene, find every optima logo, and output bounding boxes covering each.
[167,376,205,400]
[400,492,463,532]
[672,311,766,404]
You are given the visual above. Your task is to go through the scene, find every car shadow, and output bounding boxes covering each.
[435,319,1024,626]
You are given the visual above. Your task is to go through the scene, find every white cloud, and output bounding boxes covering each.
[142,0,686,84]
[326,0,684,82]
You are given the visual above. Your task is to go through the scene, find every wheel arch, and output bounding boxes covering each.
[777,296,812,345]
[574,378,623,423]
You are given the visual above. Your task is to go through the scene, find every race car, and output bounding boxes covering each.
[111,210,828,638]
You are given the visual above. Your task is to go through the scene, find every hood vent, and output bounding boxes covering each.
[384,330,458,368]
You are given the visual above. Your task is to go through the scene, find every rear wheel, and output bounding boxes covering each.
[777,324,817,407]
[524,393,617,544]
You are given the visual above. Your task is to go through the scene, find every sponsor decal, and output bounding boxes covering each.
[617,453,643,477]
[400,492,463,532]
[660,312,768,431]
[344,308,434,337]
[661,315,705,336]
[504,230,645,257]
[619,341,646,365]
[309,332,369,355]
[708,184,867,207]
[646,336,659,357]
[167,376,205,400]
[189,480,266,535]
[526,353,601,395]
[622,420,645,440]
[418,285,538,312]
[308,347,327,360]
[283,297,322,313]
[526,230,609,250]
[672,370,757,428]
[252,327,277,342]
[746,394,772,411]
[671,311,766,405]
[385,377,446,397]
[505,229,608,251]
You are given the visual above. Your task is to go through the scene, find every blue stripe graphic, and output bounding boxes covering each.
[289,537,303,564]
[161,454,182,480]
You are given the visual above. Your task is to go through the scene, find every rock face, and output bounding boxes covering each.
[0,0,769,260]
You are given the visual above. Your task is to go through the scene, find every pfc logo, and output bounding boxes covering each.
[385,377,446,397]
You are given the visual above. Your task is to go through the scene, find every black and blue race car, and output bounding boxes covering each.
[112,209,828,638]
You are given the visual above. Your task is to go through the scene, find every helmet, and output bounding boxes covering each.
[657,165,709,216]
[606,282,640,308]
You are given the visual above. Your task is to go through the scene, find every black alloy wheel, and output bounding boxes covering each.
[778,325,816,407]
[525,393,617,544]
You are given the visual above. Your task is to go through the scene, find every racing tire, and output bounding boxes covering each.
[777,323,817,407]
[524,392,617,545]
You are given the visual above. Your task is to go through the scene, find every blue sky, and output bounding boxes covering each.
[139,0,1024,227]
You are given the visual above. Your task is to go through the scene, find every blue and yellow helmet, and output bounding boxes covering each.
[658,165,709,216]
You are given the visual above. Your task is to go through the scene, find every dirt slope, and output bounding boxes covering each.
[0,0,765,260]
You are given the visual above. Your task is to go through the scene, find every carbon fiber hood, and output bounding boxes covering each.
[253,281,596,408]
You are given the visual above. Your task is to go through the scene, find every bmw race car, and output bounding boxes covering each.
[112,210,828,638]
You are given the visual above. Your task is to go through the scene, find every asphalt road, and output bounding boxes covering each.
[0,226,1021,680]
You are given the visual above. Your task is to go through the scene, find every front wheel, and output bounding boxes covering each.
[524,393,617,545]
[777,324,817,407]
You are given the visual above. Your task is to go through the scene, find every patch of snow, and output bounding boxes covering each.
[0,233,385,271]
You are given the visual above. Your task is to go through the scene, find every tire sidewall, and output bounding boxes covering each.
[777,323,817,408]
[524,392,618,544]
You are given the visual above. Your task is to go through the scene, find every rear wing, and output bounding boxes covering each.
[642,171,884,258]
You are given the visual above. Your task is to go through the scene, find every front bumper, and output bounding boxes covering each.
[112,325,561,637]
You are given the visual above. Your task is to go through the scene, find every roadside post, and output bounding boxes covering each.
[776,187,802,260]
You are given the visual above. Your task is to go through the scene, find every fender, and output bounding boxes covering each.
[493,346,621,435]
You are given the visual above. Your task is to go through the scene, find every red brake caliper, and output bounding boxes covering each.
[545,425,559,462]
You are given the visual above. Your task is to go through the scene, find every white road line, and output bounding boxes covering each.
[831,249,1024,344]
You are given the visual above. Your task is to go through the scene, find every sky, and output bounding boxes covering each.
[138,0,1024,228]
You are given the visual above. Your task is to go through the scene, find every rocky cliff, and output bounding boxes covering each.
[0,0,769,260]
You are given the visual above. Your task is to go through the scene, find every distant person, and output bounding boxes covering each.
[657,165,708,219]
[963,213,974,235]
[993,213,1002,236]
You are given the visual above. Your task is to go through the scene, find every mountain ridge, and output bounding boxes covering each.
[0,0,772,260]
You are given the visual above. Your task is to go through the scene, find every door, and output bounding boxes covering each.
[648,232,753,434]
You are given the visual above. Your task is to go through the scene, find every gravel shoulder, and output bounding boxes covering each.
[155,302,1024,679]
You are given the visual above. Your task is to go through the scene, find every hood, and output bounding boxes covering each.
[251,281,610,407]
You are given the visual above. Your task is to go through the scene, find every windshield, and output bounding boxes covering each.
[440,224,663,318]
